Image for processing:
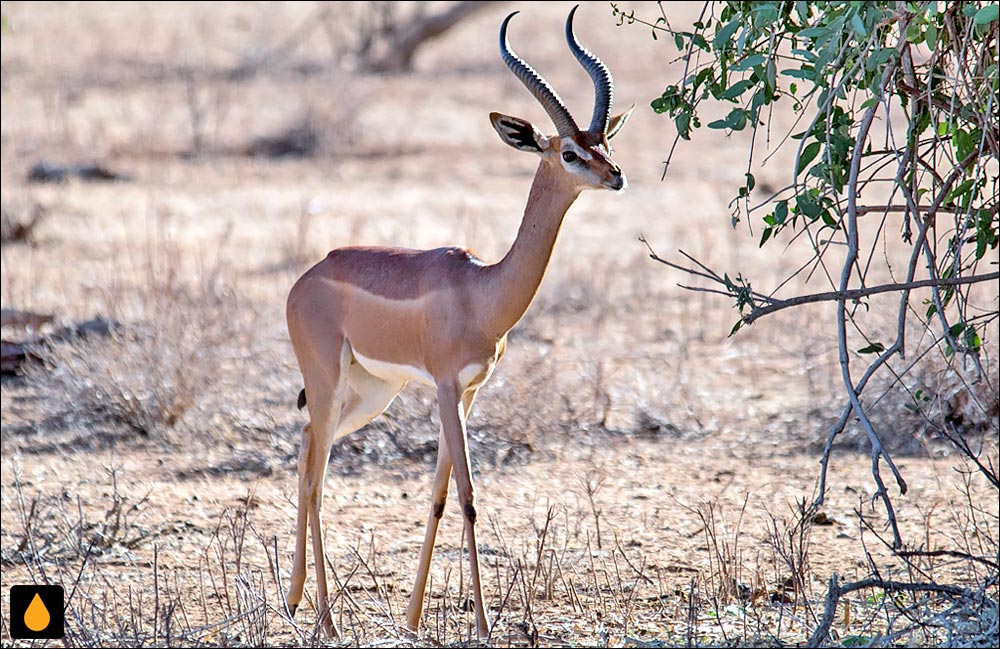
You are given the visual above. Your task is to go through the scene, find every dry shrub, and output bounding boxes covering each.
[840,338,1000,458]
[35,222,257,440]
[3,462,284,647]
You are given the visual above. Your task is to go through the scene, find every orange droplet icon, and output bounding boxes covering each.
[24,592,51,632]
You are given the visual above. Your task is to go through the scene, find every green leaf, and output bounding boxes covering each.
[726,108,748,130]
[859,97,879,110]
[720,79,754,100]
[675,112,692,140]
[797,141,821,175]
[965,326,983,352]
[798,26,830,39]
[745,172,755,191]
[713,19,740,50]
[759,226,773,247]
[694,66,714,90]
[974,5,999,25]
[975,209,1000,259]
[866,47,896,72]
[766,58,777,92]
[750,3,779,25]
[965,327,982,351]
[952,127,978,161]
[857,342,885,355]
[774,200,788,224]
[945,178,974,205]
[731,54,766,71]
[782,67,815,80]
[925,22,937,50]
[797,194,821,219]
[851,12,867,37]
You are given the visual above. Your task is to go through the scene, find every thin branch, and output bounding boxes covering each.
[658,2,711,179]
[740,271,999,324]
[837,54,906,549]
[806,573,985,647]
[895,548,999,571]
[642,234,998,325]
[855,203,985,216]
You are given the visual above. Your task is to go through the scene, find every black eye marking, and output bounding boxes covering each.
[562,151,578,163]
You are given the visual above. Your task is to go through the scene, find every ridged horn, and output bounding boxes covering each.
[500,11,579,137]
[565,5,614,134]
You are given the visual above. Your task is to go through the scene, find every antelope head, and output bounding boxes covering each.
[490,5,633,192]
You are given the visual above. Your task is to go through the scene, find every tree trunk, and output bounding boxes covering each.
[369,1,498,73]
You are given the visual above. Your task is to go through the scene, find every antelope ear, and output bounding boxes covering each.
[606,103,635,140]
[490,112,546,152]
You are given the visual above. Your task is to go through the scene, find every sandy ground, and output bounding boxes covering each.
[1,2,997,646]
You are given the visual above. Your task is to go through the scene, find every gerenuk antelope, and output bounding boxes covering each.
[284,5,632,639]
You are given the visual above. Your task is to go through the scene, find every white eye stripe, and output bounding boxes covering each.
[560,138,593,161]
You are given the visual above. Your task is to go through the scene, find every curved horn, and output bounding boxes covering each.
[565,5,614,134]
[500,11,579,137]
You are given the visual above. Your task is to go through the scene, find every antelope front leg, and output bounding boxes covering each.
[404,430,453,632]
[437,381,489,639]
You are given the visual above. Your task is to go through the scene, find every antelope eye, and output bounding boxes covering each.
[562,151,578,163]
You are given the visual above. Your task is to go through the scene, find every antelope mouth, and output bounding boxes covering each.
[604,175,627,192]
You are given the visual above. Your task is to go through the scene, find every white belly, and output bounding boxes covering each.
[352,350,435,387]
[351,351,492,392]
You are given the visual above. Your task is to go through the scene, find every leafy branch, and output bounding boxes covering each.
[620,0,999,548]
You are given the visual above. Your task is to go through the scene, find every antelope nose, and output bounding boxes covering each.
[607,168,626,191]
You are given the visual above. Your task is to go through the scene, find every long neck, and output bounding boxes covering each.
[481,160,580,336]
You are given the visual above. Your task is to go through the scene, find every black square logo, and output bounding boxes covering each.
[9,585,64,639]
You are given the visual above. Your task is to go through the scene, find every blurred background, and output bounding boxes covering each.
[3,1,791,455]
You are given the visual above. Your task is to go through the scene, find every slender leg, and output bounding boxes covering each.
[404,429,453,631]
[286,338,350,638]
[285,424,312,616]
[308,428,338,637]
[437,382,489,638]
[405,389,479,634]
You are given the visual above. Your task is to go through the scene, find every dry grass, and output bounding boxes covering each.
[1,1,997,647]
[30,216,257,441]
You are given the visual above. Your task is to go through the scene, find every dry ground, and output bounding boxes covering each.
[2,2,997,647]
